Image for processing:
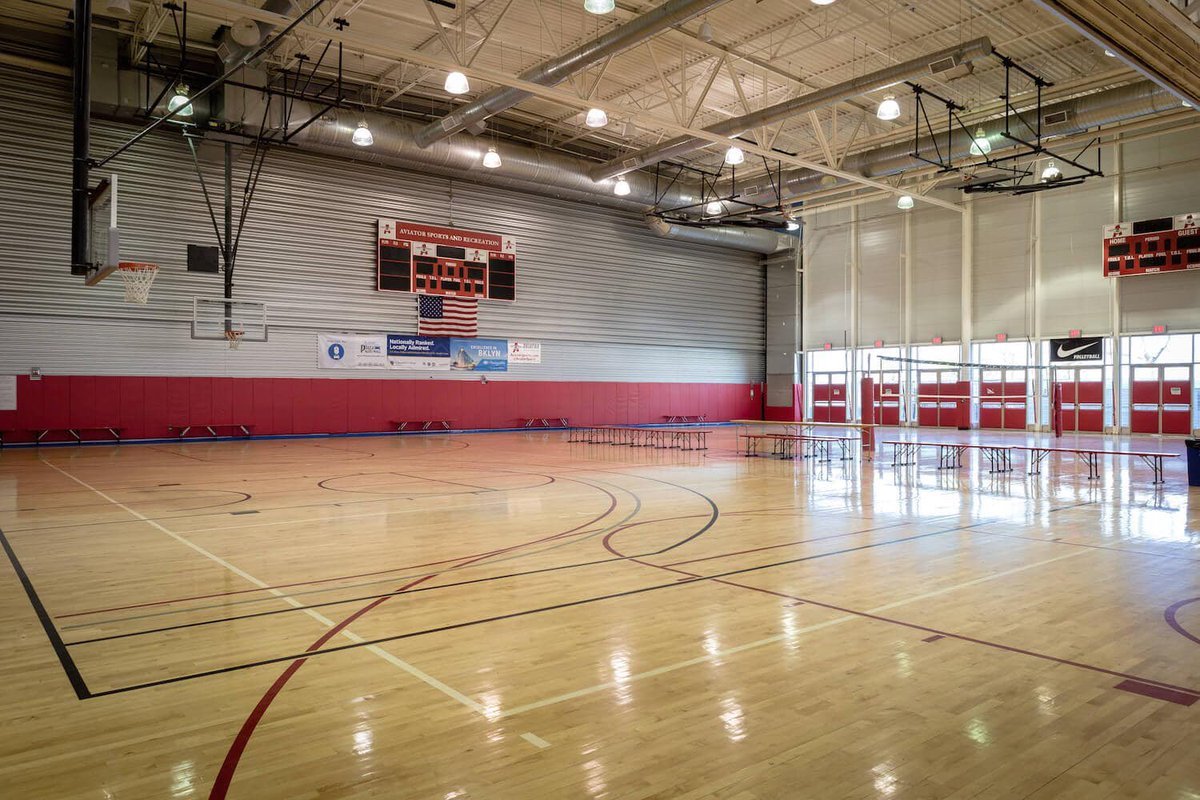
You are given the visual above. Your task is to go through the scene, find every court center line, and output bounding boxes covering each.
[497,548,1091,718]
[38,459,489,717]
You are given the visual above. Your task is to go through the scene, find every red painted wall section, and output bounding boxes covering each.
[0,376,759,443]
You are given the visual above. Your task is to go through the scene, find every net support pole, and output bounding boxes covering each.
[860,376,875,453]
[1052,383,1064,438]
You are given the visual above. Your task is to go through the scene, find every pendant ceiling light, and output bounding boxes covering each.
[811,0,837,5]
[876,95,901,121]
[896,195,914,210]
[613,176,631,196]
[167,84,193,117]
[482,146,502,168]
[705,200,723,216]
[969,127,992,156]
[584,0,615,14]
[351,120,373,147]
[724,145,745,166]
[1040,161,1061,182]
[585,108,609,128]
[444,71,470,95]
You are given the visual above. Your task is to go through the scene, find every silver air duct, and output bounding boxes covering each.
[590,37,994,181]
[645,217,788,253]
[732,79,1180,207]
[413,0,730,149]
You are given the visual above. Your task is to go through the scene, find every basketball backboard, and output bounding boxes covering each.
[82,173,121,286]
[192,297,268,343]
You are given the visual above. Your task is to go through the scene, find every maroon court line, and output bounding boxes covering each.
[603,527,1200,701]
[1165,597,1200,647]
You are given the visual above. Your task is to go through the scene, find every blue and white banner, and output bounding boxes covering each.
[318,334,386,369]
[449,338,508,372]
[387,335,451,371]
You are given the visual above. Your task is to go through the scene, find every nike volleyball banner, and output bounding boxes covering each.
[1050,336,1104,363]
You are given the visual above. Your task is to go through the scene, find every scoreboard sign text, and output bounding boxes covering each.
[1103,213,1200,277]
[377,219,516,300]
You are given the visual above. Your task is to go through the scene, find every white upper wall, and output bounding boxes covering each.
[803,130,1200,349]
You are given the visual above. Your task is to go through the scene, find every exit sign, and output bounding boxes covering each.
[823,342,833,350]
[996,333,1008,342]
[1069,329,1082,337]
[932,336,943,344]
[1152,324,1167,334]
[874,339,883,348]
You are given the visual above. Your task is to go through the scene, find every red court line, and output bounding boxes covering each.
[1165,597,1200,647]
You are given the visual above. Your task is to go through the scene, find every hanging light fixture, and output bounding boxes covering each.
[1040,161,1061,182]
[351,120,373,147]
[585,108,609,128]
[810,0,837,5]
[584,0,615,13]
[1184,100,1194,109]
[785,219,800,231]
[876,94,901,121]
[613,176,632,196]
[444,71,470,95]
[167,83,193,117]
[698,20,713,43]
[897,195,914,210]
[1104,49,1116,58]
[482,146,502,169]
[705,200,723,216]
[104,0,131,13]
[724,145,745,166]
[969,127,992,156]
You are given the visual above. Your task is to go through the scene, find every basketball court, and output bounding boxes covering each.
[1,0,1199,798]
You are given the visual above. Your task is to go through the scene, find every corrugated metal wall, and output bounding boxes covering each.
[910,196,962,342]
[802,207,851,347]
[857,200,903,344]
[0,68,765,382]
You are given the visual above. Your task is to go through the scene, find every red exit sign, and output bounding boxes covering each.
[1152,324,1167,334]
[932,336,943,344]
[823,342,833,350]
[874,339,884,348]
[1069,329,1082,337]
[996,333,1008,342]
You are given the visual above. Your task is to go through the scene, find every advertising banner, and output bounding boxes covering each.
[318,334,387,369]
[1049,336,1104,363]
[386,335,451,371]
[507,341,541,364]
[449,338,508,372]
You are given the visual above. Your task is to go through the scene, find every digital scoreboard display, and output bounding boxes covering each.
[377,219,516,300]
[1104,212,1200,277]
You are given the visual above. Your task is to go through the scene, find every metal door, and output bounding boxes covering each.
[917,369,963,427]
[1131,365,1192,434]
[979,368,1028,430]
[811,372,848,423]
[1054,367,1104,432]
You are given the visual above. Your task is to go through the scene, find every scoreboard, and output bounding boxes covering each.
[1104,212,1200,277]
[377,219,516,300]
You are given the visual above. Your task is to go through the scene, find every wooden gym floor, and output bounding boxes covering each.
[0,428,1198,799]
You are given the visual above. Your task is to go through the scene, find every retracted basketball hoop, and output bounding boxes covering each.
[116,261,159,304]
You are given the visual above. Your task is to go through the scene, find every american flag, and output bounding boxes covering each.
[417,295,477,337]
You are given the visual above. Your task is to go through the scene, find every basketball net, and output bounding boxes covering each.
[117,262,158,304]
[224,329,244,350]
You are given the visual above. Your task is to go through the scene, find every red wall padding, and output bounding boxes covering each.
[0,376,760,443]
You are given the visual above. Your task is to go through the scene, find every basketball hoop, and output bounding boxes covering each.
[224,329,245,350]
[117,261,158,304]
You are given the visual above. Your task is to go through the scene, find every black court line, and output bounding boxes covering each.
[0,528,91,700]
[80,521,978,697]
[63,518,924,646]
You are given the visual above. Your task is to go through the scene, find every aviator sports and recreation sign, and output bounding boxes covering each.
[1049,336,1104,363]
